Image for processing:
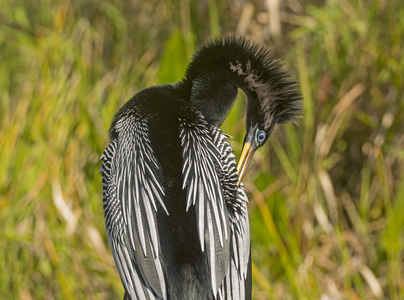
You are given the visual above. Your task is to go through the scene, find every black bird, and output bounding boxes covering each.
[100,36,301,300]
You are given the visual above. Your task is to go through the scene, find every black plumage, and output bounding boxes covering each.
[100,36,302,300]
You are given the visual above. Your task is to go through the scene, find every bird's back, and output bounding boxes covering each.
[141,87,215,299]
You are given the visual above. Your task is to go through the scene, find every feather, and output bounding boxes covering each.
[208,125,251,300]
[100,117,167,299]
[179,113,251,298]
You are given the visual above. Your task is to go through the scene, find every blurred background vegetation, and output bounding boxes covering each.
[1,0,403,299]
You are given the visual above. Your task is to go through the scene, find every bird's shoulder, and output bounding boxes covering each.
[108,84,208,138]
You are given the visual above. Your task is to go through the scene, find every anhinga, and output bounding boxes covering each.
[100,36,301,300]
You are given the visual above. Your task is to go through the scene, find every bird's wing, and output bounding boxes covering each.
[179,116,230,294]
[217,188,251,300]
[100,117,167,299]
[208,125,252,300]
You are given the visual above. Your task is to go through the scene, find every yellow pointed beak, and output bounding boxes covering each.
[236,142,257,188]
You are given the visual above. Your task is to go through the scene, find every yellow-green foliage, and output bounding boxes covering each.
[1,0,403,299]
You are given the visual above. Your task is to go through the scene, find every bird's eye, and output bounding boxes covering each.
[256,130,266,144]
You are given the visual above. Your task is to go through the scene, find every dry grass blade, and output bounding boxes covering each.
[359,264,384,299]
[318,168,338,225]
[266,0,282,40]
[313,203,333,235]
[52,181,80,236]
[236,3,255,36]
[320,83,366,158]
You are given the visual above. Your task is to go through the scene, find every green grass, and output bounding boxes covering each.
[1,0,404,299]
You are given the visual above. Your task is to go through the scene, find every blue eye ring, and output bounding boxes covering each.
[256,129,266,144]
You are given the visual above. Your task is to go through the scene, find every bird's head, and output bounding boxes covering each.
[228,40,302,187]
[182,37,302,186]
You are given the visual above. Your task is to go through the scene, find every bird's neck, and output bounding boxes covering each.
[177,62,257,127]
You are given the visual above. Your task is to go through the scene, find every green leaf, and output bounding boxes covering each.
[158,30,190,84]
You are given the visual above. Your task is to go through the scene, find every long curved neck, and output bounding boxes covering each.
[179,59,257,127]
[180,79,240,127]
